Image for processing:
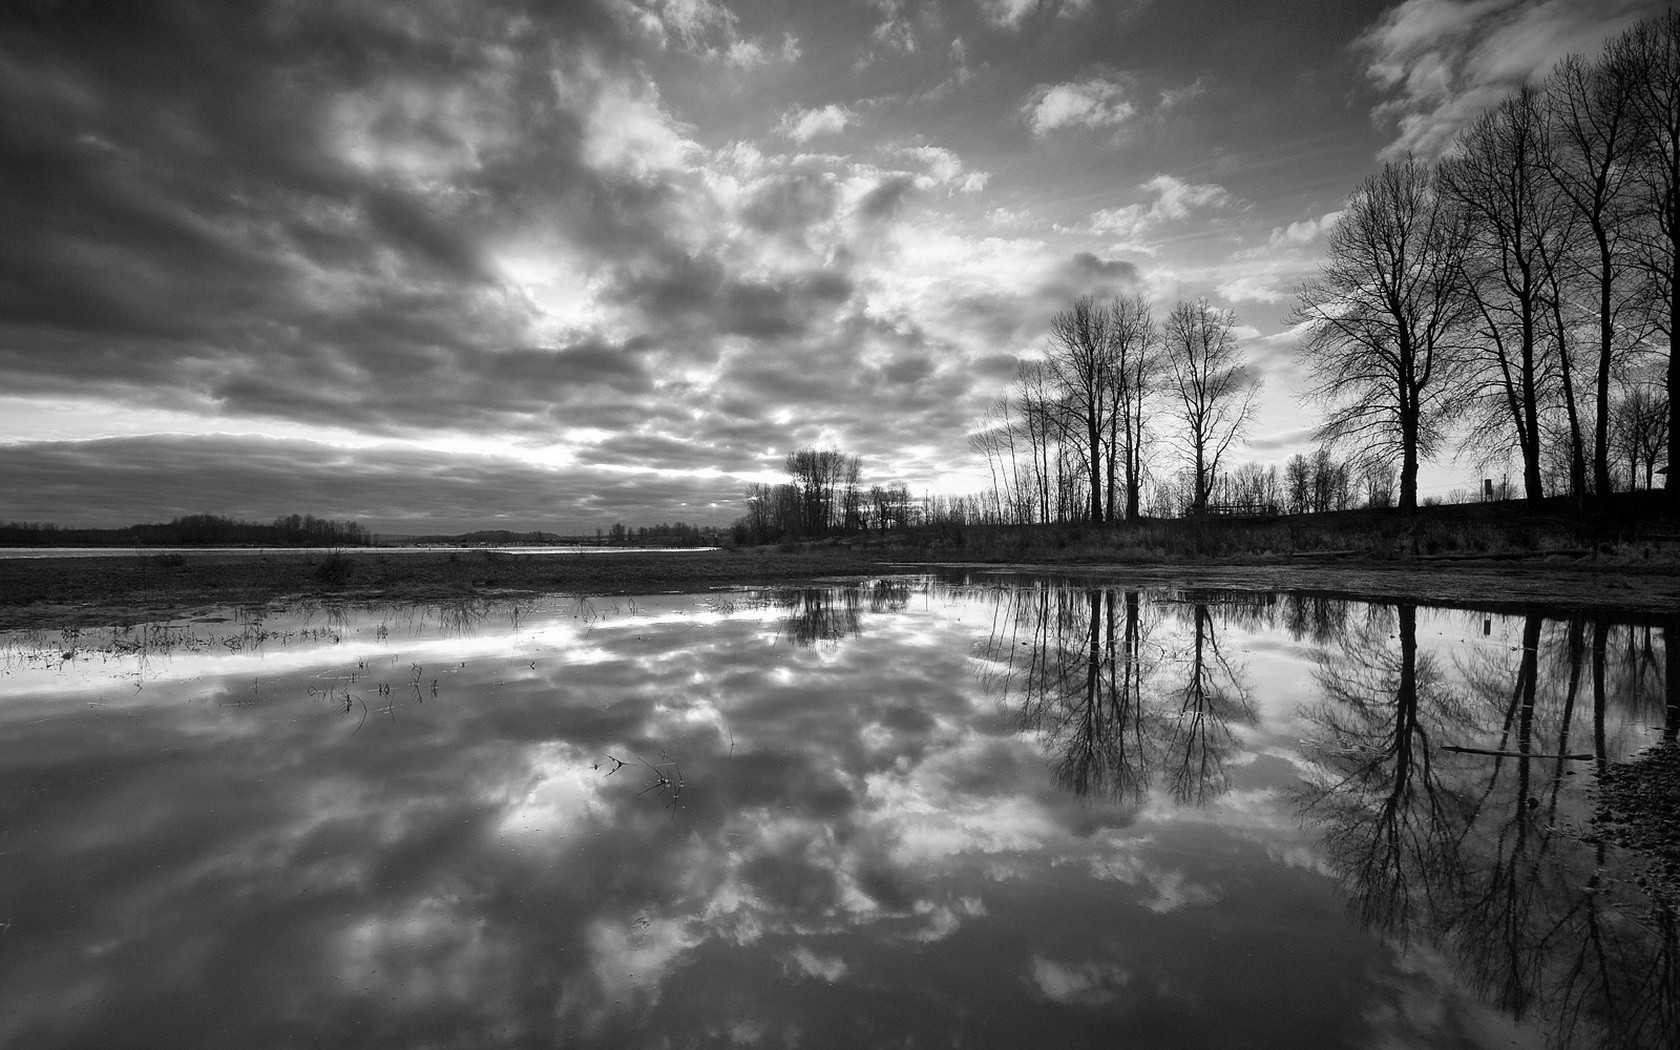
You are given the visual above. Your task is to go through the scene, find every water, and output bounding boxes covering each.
[0,575,1674,1048]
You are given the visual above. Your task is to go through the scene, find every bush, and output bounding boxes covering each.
[315,549,355,585]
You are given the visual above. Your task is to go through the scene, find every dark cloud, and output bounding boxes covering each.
[857,175,919,220]
[1,0,1543,524]
[0,0,676,439]
[739,171,841,237]
[1246,425,1317,453]
[1038,252,1142,302]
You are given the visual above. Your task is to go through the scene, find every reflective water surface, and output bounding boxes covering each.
[1,575,1675,1048]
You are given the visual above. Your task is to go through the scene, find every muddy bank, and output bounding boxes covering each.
[1594,745,1680,910]
[3,547,1679,630]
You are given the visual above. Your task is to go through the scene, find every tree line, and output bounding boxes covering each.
[970,293,1261,522]
[0,513,372,547]
[972,10,1677,521]
[734,448,918,543]
[1296,11,1677,508]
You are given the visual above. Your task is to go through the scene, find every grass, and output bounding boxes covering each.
[900,491,1680,565]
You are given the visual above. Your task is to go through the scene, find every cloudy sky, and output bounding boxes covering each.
[0,0,1664,532]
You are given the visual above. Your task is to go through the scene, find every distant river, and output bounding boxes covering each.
[0,545,717,559]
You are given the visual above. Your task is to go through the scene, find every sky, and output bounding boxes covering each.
[0,0,1667,533]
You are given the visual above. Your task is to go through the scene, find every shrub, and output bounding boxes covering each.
[315,549,355,585]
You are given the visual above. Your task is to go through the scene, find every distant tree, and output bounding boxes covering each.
[1611,383,1671,489]
[1284,453,1313,514]
[783,448,861,535]
[1360,460,1397,508]
[1163,298,1258,513]
[1225,461,1280,513]
[1293,158,1472,511]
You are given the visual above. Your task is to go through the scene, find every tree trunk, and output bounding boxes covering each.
[1521,303,1545,501]
[1594,234,1615,497]
[1669,273,1680,502]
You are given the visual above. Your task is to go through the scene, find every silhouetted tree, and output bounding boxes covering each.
[1439,87,1569,502]
[1046,295,1117,525]
[1615,10,1680,502]
[1542,49,1648,498]
[1294,158,1472,510]
[1163,298,1258,513]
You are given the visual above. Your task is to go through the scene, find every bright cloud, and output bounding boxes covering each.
[1023,76,1135,135]
[778,103,858,142]
[1074,174,1232,243]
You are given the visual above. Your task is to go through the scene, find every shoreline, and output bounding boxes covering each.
[4,546,1680,630]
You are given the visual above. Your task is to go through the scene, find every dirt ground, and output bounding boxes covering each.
[3,545,1679,630]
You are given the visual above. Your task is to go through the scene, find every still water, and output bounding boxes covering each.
[1,574,1674,1048]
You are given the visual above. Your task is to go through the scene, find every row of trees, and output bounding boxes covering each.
[0,513,372,547]
[1145,449,1397,517]
[734,448,917,543]
[601,521,719,546]
[970,295,1260,523]
[1297,10,1678,508]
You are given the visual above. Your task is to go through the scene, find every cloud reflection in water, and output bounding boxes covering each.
[0,581,1673,1048]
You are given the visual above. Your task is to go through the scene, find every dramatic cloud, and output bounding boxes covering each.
[1,0,1620,529]
[1358,0,1660,157]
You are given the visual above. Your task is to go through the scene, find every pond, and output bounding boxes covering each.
[0,574,1675,1048]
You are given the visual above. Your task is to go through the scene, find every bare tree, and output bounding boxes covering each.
[1542,49,1648,497]
[1162,298,1258,513]
[1617,10,1680,501]
[1439,87,1571,502]
[1284,453,1313,514]
[783,448,861,535]
[1045,296,1115,524]
[1611,382,1671,489]
[1294,158,1472,510]
[1107,292,1160,520]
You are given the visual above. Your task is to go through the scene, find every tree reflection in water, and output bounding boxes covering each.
[1298,602,1680,1049]
[762,580,912,647]
[977,585,1254,806]
[981,580,1679,1048]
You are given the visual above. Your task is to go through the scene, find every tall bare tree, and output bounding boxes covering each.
[1542,49,1647,497]
[1162,298,1258,513]
[1439,87,1570,502]
[1294,158,1472,511]
[1107,292,1159,520]
[1617,10,1680,501]
[1045,296,1115,524]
